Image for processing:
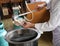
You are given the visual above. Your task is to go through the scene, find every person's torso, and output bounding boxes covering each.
[50,0,60,12]
[50,0,60,27]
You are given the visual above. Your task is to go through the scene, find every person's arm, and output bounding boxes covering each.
[35,6,60,33]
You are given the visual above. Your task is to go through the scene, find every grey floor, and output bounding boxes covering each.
[2,18,53,46]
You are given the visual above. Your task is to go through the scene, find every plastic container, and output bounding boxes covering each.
[0,22,9,46]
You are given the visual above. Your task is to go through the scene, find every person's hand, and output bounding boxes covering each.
[13,18,25,26]
[13,20,20,26]
[13,20,24,26]
[13,20,35,28]
[22,22,35,28]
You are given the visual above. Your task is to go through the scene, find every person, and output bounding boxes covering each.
[13,0,60,46]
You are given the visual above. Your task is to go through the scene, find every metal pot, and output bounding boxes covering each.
[5,28,41,46]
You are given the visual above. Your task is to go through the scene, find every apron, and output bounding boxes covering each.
[51,0,60,46]
[53,26,60,46]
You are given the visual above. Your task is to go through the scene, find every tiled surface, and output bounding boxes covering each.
[2,18,53,46]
